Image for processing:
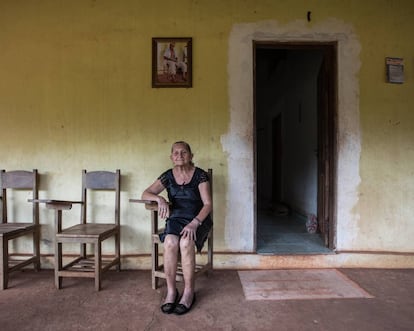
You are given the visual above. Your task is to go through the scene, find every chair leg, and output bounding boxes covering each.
[152,242,158,290]
[95,242,102,291]
[115,231,121,272]
[33,228,41,271]
[1,237,8,290]
[81,243,87,259]
[152,272,159,290]
[55,241,62,289]
[207,230,213,276]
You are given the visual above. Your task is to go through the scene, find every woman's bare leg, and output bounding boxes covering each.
[163,234,179,303]
[179,237,195,307]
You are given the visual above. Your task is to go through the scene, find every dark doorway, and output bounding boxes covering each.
[254,42,337,254]
[271,114,282,203]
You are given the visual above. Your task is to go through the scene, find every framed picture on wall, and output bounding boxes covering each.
[152,37,192,88]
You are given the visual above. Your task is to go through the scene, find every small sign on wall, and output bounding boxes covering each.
[386,57,404,84]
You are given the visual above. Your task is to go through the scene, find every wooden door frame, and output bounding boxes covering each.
[253,41,338,251]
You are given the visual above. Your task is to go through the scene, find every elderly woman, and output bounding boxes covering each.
[141,141,213,315]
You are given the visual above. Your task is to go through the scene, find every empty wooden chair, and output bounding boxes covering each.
[0,169,40,290]
[43,170,121,291]
[131,168,213,289]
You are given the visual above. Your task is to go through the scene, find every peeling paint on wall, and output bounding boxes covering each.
[222,19,361,252]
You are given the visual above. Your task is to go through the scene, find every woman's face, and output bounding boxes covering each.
[170,143,193,166]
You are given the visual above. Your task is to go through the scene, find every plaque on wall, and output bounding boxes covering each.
[386,57,404,84]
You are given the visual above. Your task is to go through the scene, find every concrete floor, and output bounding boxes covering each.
[257,211,332,254]
[1,269,413,331]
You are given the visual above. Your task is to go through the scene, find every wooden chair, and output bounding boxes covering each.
[0,169,40,290]
[131,168,213,289]
[43,170,121,291]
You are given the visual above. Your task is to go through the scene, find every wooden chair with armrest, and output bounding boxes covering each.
[130,168,213,289]
[0,169,40,290]
[40,170,121,291]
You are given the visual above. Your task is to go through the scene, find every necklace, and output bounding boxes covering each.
[174,168,193,187]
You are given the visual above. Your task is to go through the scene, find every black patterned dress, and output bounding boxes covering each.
[158,167,213,252]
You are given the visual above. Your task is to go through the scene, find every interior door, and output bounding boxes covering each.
[317,46,336,249]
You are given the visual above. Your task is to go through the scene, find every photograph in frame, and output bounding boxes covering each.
[152,37,192,88]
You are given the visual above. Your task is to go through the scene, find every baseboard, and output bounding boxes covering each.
[37,251,414,270]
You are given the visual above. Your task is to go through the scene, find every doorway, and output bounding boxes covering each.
[254,42,337,254]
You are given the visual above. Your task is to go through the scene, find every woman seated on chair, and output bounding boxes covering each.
[141,141,213,315]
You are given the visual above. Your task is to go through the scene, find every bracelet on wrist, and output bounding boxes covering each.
[194,217,202,226]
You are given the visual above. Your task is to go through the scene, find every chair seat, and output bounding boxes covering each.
[0,223,36,236]
[57,223,119,238]
[151,228,164,244]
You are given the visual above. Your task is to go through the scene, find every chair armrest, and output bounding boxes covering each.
[29,199,83,210]
[129,199,159,211]
[30,199,83,234]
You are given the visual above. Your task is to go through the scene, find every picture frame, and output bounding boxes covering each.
[152,37,192,88]
[385,57,404,84]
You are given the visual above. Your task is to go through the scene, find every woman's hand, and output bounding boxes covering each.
[142,179,169,218]
[180,220,199,241]
[157,197,170,219]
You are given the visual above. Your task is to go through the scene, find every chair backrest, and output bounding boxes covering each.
[1,169,39,224]
[208,168,213,223]
[81,170,120,225]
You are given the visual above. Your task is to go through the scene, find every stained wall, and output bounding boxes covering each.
[1,0,413,268]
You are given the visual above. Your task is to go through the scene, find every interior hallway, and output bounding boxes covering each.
[257,210,332,254]
[1,269,413,330]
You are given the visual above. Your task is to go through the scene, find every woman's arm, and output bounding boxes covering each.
[194,181,212,224]
[141,179,170,219]
[181,180,212,240]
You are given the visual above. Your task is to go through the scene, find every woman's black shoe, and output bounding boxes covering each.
[174,293,196,315]
[161,289,179,314]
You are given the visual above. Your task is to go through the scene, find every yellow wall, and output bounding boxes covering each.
[1,1,413,268]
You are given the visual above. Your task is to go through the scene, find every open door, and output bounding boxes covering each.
[317,46,337,249]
